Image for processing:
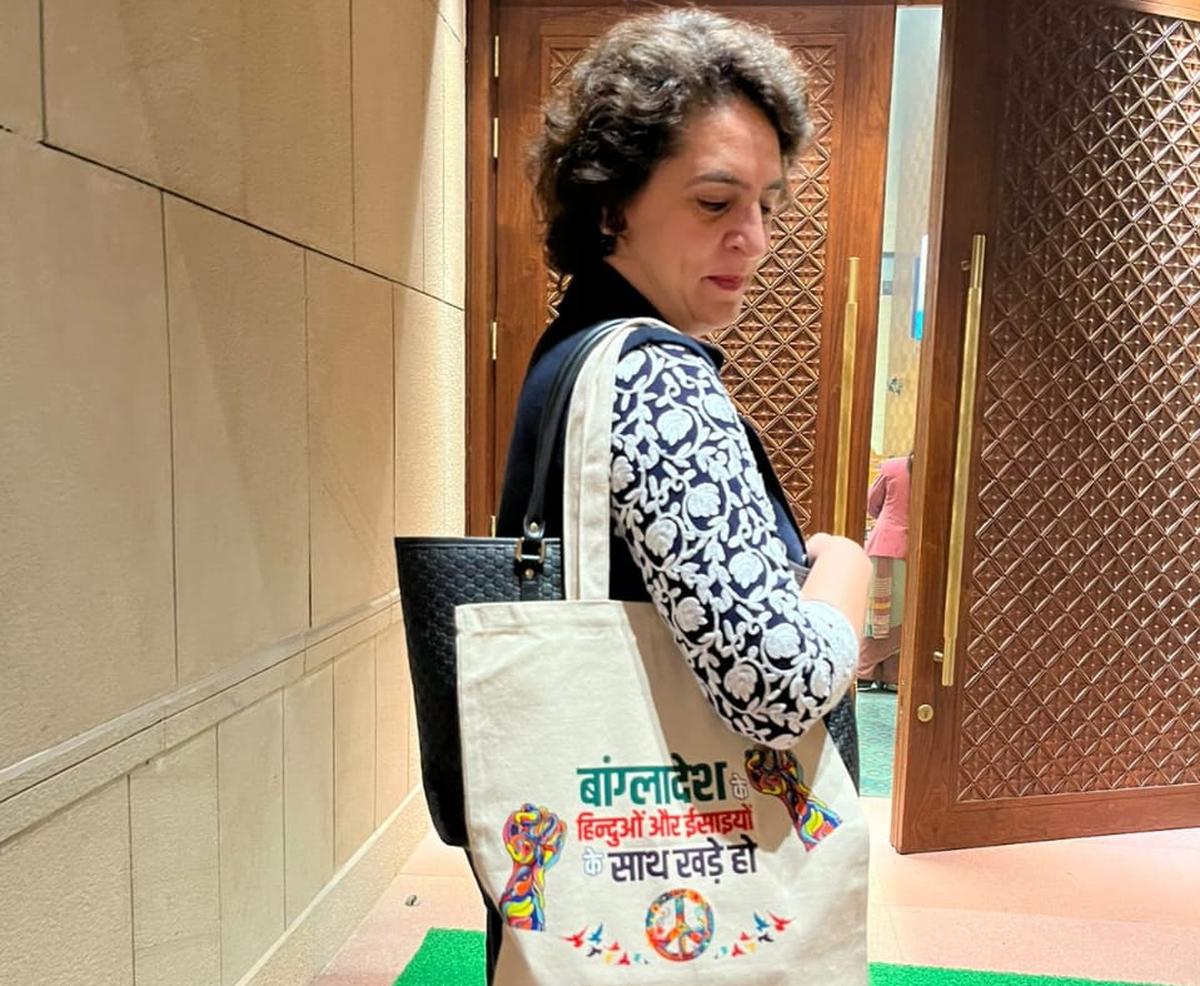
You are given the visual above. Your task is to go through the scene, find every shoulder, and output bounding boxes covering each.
[612,341,743,458]
[617,325,722,382]
[617,339,716,377]
[614,341,732,420]
[619,320,721,369]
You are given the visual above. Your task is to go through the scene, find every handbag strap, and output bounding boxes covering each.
[516,318,633,570]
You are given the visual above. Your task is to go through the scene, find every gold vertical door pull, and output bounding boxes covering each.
[833,257,860,537]
[942,234,987,687]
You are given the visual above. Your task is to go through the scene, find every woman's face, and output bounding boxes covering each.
[607,97,785,338]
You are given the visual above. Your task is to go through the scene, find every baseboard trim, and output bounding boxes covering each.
[236,786,431,986]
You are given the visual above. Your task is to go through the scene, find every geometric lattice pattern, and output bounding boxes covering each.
[543,42,838,532]
[715,43,838,532]
[958,0,1200,802]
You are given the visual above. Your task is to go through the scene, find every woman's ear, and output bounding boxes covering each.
[600,204,628,238]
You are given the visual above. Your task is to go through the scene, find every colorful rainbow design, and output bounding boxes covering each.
[498,803,567,930]
[744,747,840,850]
[645,888,714,962]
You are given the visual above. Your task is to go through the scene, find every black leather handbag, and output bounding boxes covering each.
[394,322,857,847]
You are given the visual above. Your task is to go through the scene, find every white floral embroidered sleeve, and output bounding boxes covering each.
[610,343,858,749]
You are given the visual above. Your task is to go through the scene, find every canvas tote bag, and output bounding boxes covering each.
[457,322,869,984]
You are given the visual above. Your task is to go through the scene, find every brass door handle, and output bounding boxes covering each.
[833,256,860,537]
[942,234,987,687]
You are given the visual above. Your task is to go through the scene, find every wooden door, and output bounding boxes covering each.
[491,3,895,536]
[894,0,1200,852]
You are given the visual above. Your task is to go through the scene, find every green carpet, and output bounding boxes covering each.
[394,928,1162,986]
[870,968,1160,985]
[395,929,486,985]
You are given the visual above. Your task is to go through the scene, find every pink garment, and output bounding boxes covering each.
[863,456,910,559]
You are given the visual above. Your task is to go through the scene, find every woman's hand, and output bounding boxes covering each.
[800,532,872,637]
[804,532,868,564]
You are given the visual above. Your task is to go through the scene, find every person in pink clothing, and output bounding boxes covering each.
[857,453,911,690]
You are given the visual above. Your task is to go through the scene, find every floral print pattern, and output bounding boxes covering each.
[611,343,857,749]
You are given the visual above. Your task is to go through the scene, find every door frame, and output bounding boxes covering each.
[466,0,498,536]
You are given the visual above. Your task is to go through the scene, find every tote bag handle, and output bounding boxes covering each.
[562,319,671,600]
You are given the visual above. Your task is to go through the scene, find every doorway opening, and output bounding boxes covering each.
[855,5,942,799]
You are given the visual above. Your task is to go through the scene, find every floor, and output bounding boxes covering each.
[315,700,1200,986]
[857,687,900,798]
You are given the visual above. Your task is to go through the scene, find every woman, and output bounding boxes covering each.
[493,8,871,980]
[857,453,912,690]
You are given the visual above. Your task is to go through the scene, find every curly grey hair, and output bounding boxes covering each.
[530,8,811,275]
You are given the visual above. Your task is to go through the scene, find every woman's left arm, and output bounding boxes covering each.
[610,343,860,750]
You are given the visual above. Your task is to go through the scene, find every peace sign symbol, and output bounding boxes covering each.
[644,889,714,962]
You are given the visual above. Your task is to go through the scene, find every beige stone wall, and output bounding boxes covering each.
[0,1,465,983]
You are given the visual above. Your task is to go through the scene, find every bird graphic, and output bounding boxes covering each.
[587,946,602,958]
[768,912,794,934]
[758,933,775,944]
[563,927,588,949]
[588,925,605,945]
[753,912,770,934]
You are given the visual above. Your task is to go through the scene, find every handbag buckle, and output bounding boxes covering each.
[514,537,546,579]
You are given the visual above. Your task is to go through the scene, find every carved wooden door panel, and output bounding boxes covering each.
[895,0,1200,852]
[494,3,894,536]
